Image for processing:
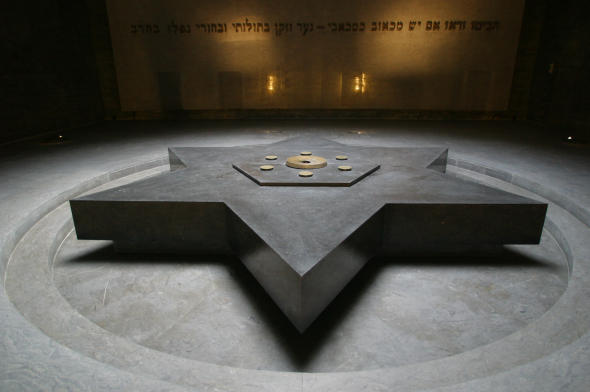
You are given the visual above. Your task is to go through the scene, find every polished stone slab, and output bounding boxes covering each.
[69,136,547,332]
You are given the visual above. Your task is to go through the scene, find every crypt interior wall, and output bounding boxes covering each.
[527,0,590,136]
[1,1,104,144]
[0,0,589,143]
[106,0,526,113]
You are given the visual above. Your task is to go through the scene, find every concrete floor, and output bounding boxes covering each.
[1,120,589,391]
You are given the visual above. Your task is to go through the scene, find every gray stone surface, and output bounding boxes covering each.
[69,137,547,331]
[1,120,590,391]
[48,226,566,372]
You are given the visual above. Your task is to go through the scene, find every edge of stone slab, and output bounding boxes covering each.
[447,156,586,277]
[3,154,586,293]
[448,157,590,229]
[1,156,168,286]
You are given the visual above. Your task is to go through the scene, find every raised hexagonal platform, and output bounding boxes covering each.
[232,157,380,187]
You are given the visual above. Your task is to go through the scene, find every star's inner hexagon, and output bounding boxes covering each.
[232,148,380,187]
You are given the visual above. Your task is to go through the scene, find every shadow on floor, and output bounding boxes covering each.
[66,243,561,371]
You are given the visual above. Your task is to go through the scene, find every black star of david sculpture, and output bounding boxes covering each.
[70,137,547,332]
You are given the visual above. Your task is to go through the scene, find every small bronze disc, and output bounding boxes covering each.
[300,151,312,156]
[265,155,278,160]
[260,165,274,171]
[338,165,352,171]
[335,155,348,160]
[286,155,327,169]
[299,170,313,177]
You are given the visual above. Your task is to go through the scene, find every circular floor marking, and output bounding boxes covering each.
[3,156,583,390]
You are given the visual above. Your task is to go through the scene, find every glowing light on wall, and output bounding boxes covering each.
[267,75,277,93]
[353,73,367,94]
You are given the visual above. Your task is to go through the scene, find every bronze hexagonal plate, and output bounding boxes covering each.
[233,155,379,187]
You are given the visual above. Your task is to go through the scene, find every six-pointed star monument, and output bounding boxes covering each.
[69,137,547,332]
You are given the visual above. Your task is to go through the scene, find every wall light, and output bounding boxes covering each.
[353,73,367,94]
[267,75,276,94]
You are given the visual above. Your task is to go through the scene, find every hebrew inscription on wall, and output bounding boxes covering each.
[130,19,502,36]
[107,0,525,111]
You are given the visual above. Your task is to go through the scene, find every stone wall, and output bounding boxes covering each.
[507,0,550,120]
[106,0,526,113]
[93,0,552,121]
[86,0,120,120]
[1,0,588,143]
[528,0,590,137]
[0,1,103,144]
